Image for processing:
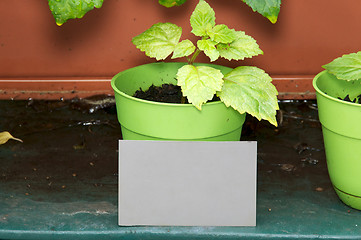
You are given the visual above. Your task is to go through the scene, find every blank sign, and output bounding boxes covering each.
[118,140,257,226]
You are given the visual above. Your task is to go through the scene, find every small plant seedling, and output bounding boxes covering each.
[132,0,279,126]
[323,51,361,102]
[323,51,361,81]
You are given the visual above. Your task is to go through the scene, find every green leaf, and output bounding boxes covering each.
[217,31,263,61]
[172,40,196,59]
[242,0,281,24]
[159,0,187,7]
[218,66,279,126]
[177,65,224,110]
[132,23,182,61]
[0,131,23,145]
[48,0,104,26]
[190,0,216,37]
[323,52,361,81]
[208,24,236,44]
[197,39,219,62]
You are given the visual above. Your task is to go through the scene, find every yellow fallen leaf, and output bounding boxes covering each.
[0,131,23,145]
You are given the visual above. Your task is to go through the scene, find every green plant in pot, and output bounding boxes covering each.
[111,0,279,141]
[313,51,361,210]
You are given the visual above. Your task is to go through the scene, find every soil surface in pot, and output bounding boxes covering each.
[133,84,220,104]
[338,94,361,104]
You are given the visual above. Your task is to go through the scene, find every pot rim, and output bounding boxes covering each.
[111,62,226,108]
[313,70,361,107]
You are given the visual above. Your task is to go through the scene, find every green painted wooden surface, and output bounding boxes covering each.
[0,99,361,239]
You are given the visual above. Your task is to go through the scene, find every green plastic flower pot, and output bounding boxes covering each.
[111,62,246,141]
[313,70,361,210]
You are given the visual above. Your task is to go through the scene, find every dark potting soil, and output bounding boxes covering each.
[338,94,361,104]
[133,84,220,104]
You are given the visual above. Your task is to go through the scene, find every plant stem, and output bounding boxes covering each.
[181,95,187,104]
[182,48,201,104]
[189,49,201,65]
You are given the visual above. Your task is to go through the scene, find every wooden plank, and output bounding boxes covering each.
[0,78,113,100]
[0,75,316,100]
[272,75,315,99]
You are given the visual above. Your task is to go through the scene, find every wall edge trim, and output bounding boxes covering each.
[0,75,316,100]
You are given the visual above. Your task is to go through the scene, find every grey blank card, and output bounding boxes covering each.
[118,140,257,226]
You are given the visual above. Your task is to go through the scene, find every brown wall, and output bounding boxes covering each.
[1,0,361,99]
[1,0,361,78]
